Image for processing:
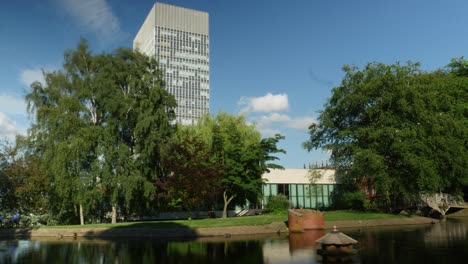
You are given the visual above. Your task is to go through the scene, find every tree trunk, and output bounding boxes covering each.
[79,203,84,225]
[222,190,235,219]
[111,205,117,224]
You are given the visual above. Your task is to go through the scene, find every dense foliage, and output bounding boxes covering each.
[332,190,370,211]
[159,125,222,212]
[24,39,176,224]
[161,113,285,218]
[264,194,290,214]
[304,61,468,208]
[1,40,286,225]
[201,113,285,218]
[0,138,49,220]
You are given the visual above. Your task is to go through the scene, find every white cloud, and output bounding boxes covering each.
[253,113,315,132]
[258,127,282,137]
[57,0,122,42]
[0,95,27,116]
[285,117,316,131]
[256,113,290,127]
[237,93,315,139]
[267,113,291,122]
[0,112,20,141]
[239,93,289,113]
[0,95,29,140]
[19,68,45,87]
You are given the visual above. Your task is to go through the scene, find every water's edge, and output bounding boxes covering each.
[0,216,435,239]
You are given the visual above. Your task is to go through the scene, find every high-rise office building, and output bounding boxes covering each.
[133,3,210,125]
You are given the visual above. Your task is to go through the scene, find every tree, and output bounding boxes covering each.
[304,61,468,209]
[0,140,19,211]
[25,39,176,224]
[160,126,222,213]
[195,113,285,218]
[97,48,176,223]
[0,137,49,218]
[26,42,100,224]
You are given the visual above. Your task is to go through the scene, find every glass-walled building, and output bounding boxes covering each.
[262,169,340,210]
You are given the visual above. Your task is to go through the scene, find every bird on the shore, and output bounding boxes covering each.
[224,234,231,238]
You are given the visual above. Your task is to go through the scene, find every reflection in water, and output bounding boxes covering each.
[289,230,359,264]
[423,220,466,247]
[0,237,268,264]
[288,230,324,252]
[346,218,468,264]
[1,218,468,264]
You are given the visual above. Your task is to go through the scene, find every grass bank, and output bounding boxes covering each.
[41,210,408,229]
[324,210,409,221]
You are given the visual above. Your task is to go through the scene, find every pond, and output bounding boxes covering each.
[1,218,467,263]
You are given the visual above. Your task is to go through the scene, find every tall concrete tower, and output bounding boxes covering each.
[134,3,209,125]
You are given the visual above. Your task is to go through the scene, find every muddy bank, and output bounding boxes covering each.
[0,216,436,239]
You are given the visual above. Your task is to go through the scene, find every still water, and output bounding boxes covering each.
[1,218,467,264]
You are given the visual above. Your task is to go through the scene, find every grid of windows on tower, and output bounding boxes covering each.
[154,26,210,125]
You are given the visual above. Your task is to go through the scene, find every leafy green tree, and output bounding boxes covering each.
[0,137,50,220]
[25,39,176,224]
[195,113,285,218]
[9,137,50,215]
[96,48,176,223]
[160,126,222,213]
[0,140,19,211]
[304,62,468,209]
[26,42,99,224]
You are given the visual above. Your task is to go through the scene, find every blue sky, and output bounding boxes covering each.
[1,0,468,168]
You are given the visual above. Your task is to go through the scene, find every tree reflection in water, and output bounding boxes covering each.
[0,236,267,264]
[346,218,468,264]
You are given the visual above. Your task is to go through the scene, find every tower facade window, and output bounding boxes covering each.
[133,3,210,125]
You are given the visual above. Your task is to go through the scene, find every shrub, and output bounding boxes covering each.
[20,213,57,227]
[333,191,369,211]
[264,194,290,214]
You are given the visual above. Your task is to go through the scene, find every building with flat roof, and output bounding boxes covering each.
[262,169,341,209]
[134,3,210,125]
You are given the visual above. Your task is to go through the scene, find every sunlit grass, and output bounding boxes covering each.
[41,210,407,229]
[324,210,408,221]
[47,213,287,229]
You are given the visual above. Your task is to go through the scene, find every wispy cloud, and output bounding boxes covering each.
[257,113,290,126]
[19,68,45,87]
[238,92,316,137]
[0,112,21,141]
[285,116,316,130]
[0,95,27,116]
[0,93,29,140]
[56,0,123,43]
[308,70,334,87]
[2,67,42,139]
[255,113,315,132]
[239,93,289,113]
[257,127,282,137]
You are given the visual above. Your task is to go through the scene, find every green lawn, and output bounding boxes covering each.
[41,210,407,229]
[324,210,409,221]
